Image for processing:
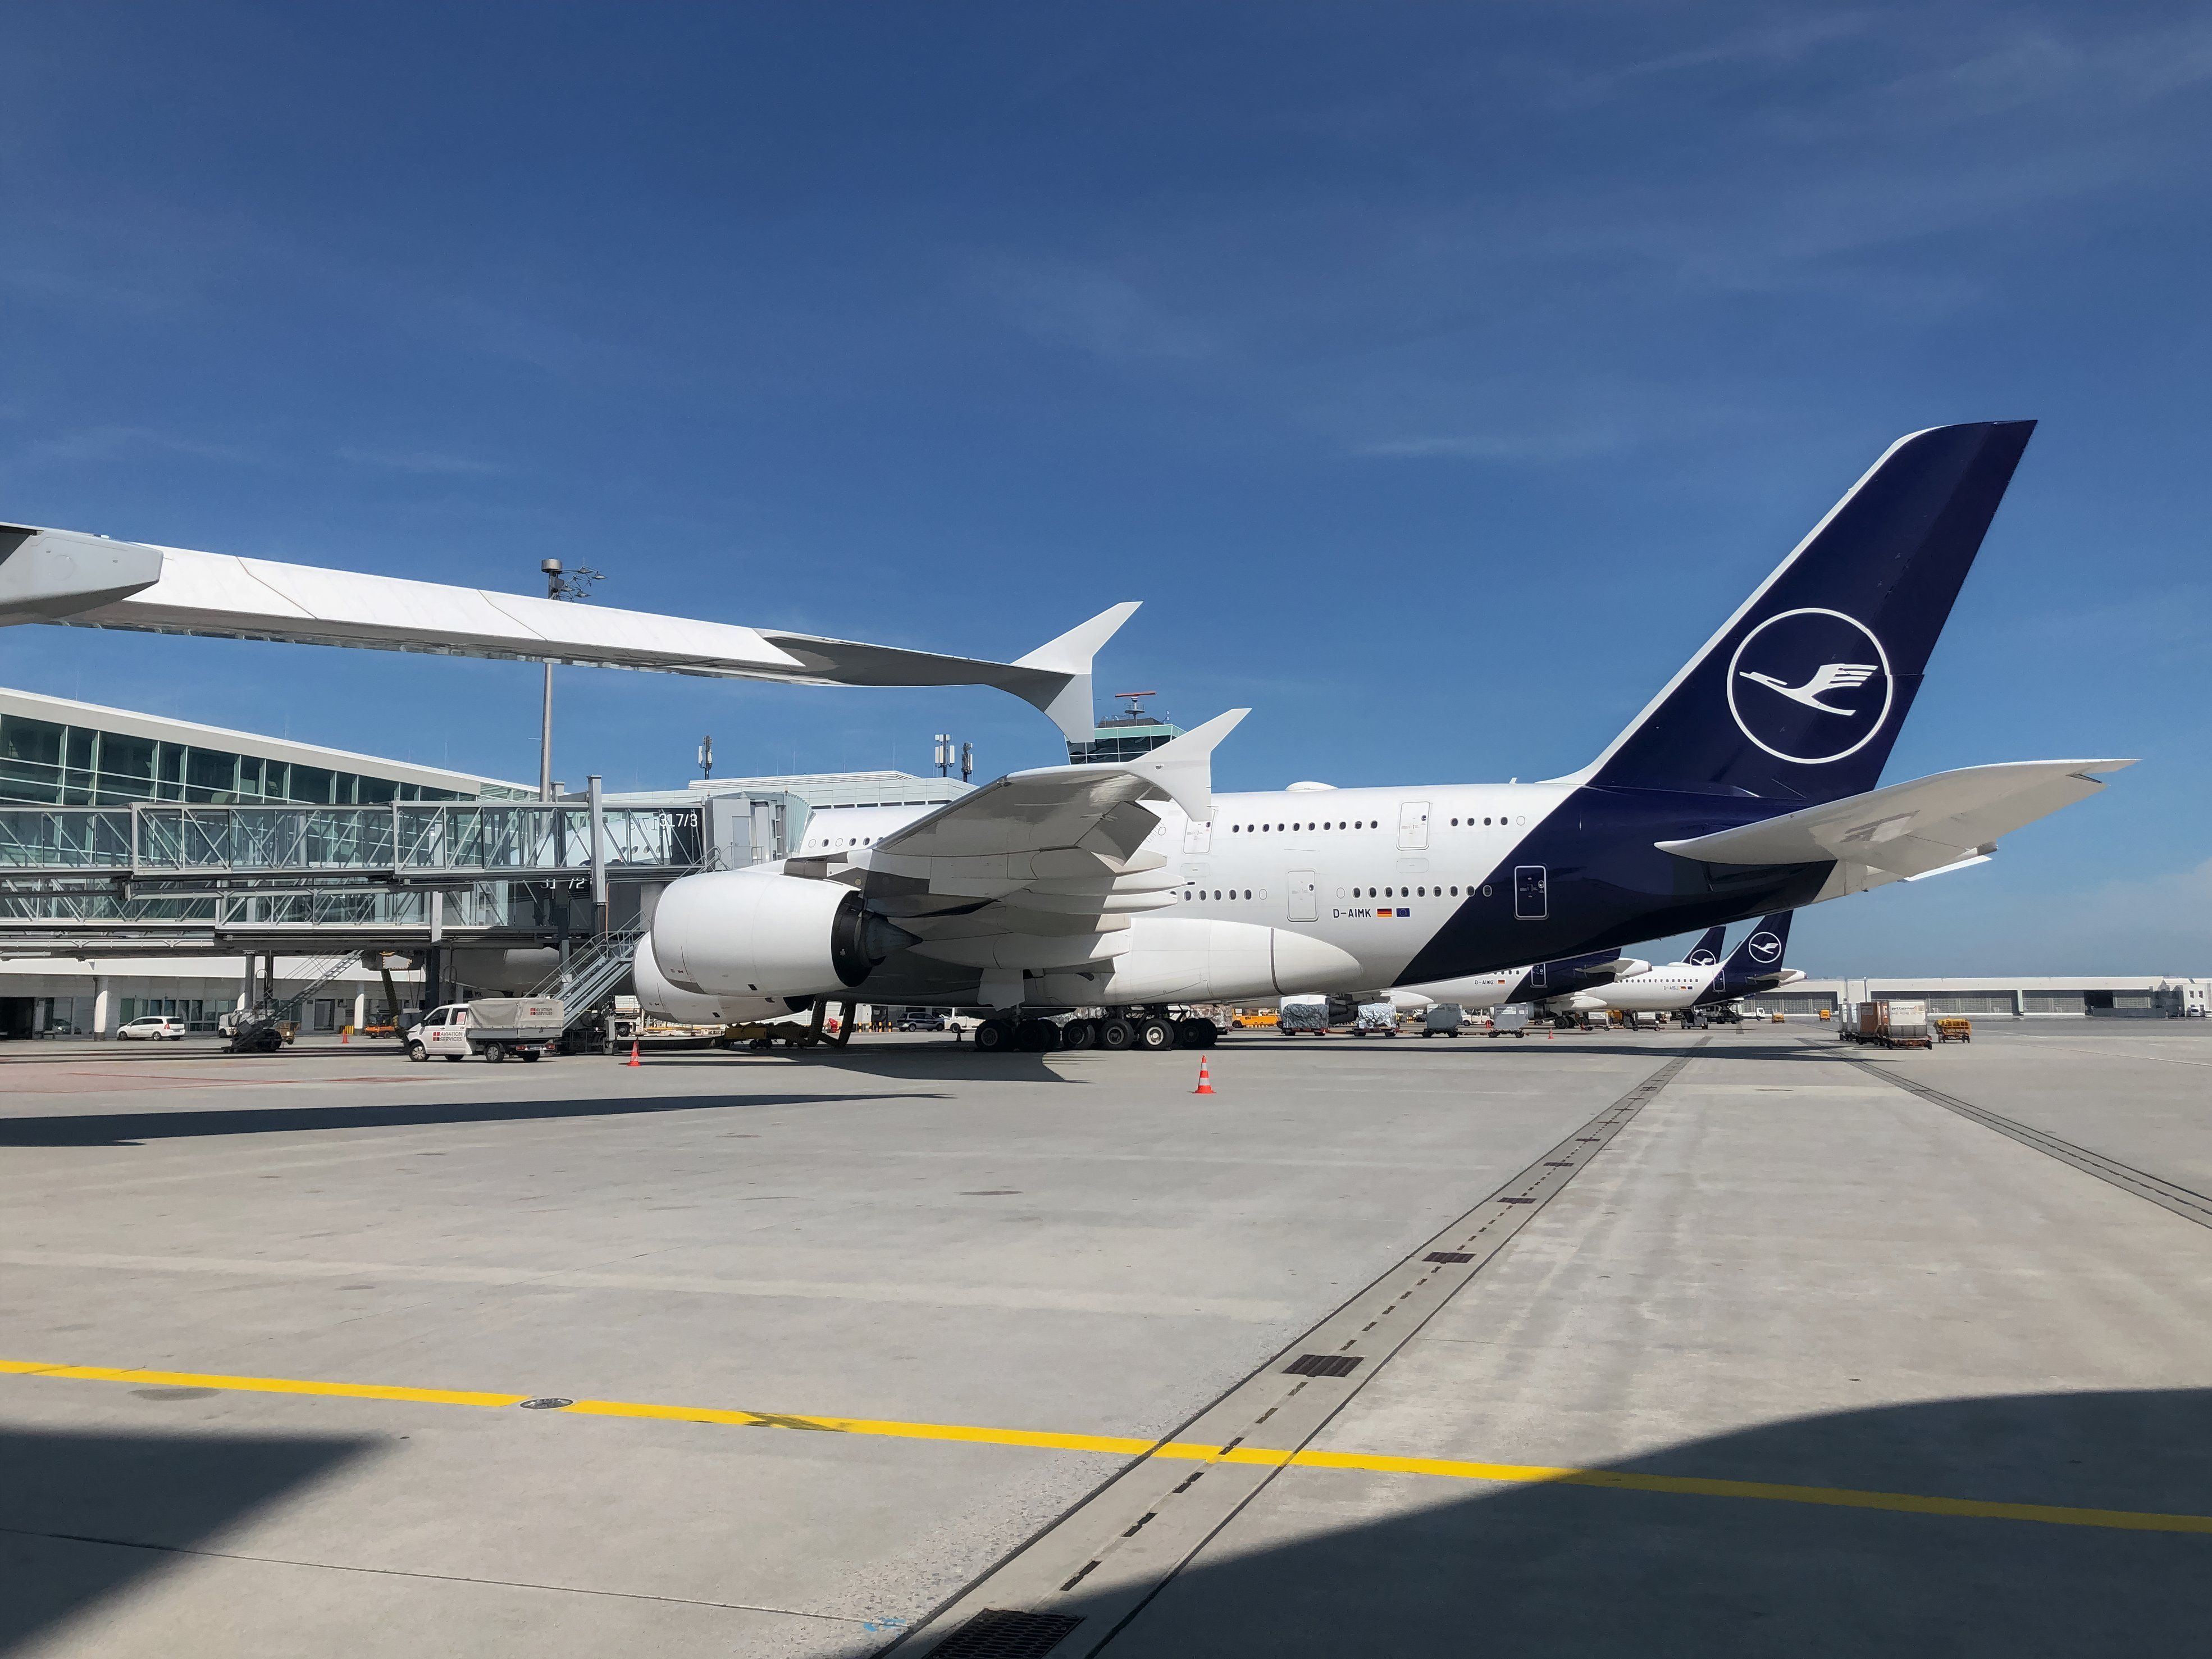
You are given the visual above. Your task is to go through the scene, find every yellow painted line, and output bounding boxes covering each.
[0,1357,525,1409]
[7,1357,2211,1535]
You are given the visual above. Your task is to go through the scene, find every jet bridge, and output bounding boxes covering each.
[0,792,786,956]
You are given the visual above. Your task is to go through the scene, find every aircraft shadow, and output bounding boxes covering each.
[0,1423,374,1653]
[642,1045,1079,1086]
[0,1091,943,1147]
[1015,1386,2212,1658]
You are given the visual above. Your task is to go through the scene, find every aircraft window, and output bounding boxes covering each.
[1417,887,1426,897]
[1214,890,1221,900]
[1484,817,1492,826]
[1367,887,1377,897]
[1481,885,1492,897]
[1232,824,1240,833]
[1451,886,1460,896]
[1243,889,1252,900]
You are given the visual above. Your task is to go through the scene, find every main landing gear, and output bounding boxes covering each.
[973,1012,1220,1054]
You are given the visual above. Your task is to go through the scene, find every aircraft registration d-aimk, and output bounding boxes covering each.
[631,420,2129,1052]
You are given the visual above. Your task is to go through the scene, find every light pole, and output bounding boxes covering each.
[537,558,603,801]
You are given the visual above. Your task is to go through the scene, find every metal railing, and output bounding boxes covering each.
[0,801,704,877]
[530,928,645,1022]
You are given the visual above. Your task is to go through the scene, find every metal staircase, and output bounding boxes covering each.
[527,928,644,1023]
[269,952,363,1020]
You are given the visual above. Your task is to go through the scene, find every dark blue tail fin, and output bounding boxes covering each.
[1681,926,1726,967]
[1711,913,1793,1000]
[1587,422,2033,804]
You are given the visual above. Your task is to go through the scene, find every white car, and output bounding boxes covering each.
[117,1014,188,1041]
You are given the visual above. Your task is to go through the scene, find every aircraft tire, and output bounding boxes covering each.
[974,1020,1016,1054]
[1176,1017,1218,1048]
[1096,1017,1135,1051]
[1136,1018,1174,1052]
[1016,1018,1059,1052]
[1060,1019,1097,1050]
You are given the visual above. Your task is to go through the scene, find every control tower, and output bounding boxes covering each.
[1066,691,1183,765]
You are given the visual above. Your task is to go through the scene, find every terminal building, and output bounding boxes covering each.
[1743,977,2209,1019]
[0,681,964,1035]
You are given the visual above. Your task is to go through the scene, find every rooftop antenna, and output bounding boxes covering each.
[697,735,713,781]
[1114,690,1157,718]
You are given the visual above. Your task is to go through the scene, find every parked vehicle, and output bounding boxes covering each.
[899,1013,949,1032]
[1421,1004,1466,1038]
[406,997,566,1063]
[1279,996,1331,1037]
[117,1014,188,1041]
[224,1014,298,1054]
[1353,1001,1398,1038]
[1486,1004,1531,1038]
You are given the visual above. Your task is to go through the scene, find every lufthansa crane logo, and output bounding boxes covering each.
[1685,949,1718,967]
[1726,608,1893,765]
[1745,931,1784,964]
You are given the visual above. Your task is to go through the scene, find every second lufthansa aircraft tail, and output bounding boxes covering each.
[1585,421,2035,805]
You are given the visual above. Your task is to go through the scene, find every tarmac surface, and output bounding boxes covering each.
[2,1020,2209,1656]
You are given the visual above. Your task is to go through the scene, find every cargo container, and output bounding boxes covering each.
[1844,1000,1931,1049]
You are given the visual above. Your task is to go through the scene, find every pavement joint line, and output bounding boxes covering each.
[1826,1049,2212,1229]
[0,1523,881,1624]
[4,1357,2209,1537]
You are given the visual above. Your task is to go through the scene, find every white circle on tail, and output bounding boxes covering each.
[1726,608,1894,765]
[1745,931,1784,964]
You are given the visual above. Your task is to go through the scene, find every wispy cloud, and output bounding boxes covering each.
[976,257,1217,362]
[3,424,262,471]
[336,445,510,477]
[1354,426,1626,463]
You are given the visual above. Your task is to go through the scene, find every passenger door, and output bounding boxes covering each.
[1287,869,1318,923]
[1397,801,1430,851]
[1183,818,1213,855]
[1514,865,1548,921]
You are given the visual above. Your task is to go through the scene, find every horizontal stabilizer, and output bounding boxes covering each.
[1657,759,2133,893]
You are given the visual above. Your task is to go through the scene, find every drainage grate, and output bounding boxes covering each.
[1424,1250,1474,1264]
[1283,1353,1363,1378]
[1497,1196,1535,1205]
[518,1397,573,1410]
[932,1608,1084,1657]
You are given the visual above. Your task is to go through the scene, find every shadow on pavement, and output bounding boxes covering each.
[0,1091,944,1146]
[1036,1387,2212,1657]
[0,1423,375,1653]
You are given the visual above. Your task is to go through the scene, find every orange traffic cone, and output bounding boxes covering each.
[626,1040,641,1067]
[341,1027,349,1045]
[1194,1056,1214,1095]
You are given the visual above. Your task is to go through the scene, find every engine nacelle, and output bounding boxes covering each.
[631,933,794,1026]
[651,870,893,997]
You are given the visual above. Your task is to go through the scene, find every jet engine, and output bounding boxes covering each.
[650,870,909,997]
[631,933,794,1026]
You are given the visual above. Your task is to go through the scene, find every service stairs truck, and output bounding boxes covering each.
[405,997,567,1063]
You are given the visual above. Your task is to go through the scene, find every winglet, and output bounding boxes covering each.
[1124,707,1248,822]
[1010,601,1142,742]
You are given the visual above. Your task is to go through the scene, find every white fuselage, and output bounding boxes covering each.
[642,781,1579,1017]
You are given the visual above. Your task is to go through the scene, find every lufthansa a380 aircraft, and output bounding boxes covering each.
[639,421,2129,1054]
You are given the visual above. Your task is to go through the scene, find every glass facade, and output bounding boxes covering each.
[1067,719,1183,765]
[0,712,469,809]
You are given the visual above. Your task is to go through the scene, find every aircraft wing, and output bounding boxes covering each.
[1655,759,2133,897]
[0,523,1136,741]
[824,711,1247,972]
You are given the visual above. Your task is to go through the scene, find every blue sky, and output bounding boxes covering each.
[2,3,2205,973]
